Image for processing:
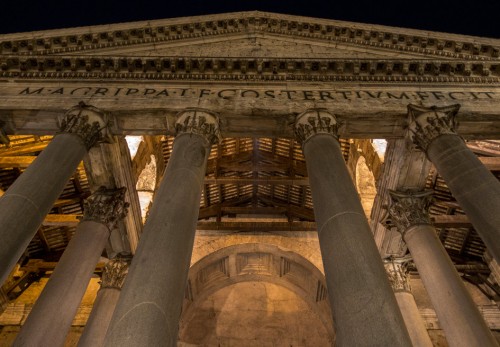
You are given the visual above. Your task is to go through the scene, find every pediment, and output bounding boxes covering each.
[1,11,499,61]
[0,12,499,83]
[78,33,433,60]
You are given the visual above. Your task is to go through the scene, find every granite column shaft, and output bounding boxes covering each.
[384,258,433,347]
[0,104,107,285]
[78,258,129,347]
[104,110,218,347]
[296,110,412,347]
[409,104,500,263]
[388,190,498,347]
[13,187,128,347]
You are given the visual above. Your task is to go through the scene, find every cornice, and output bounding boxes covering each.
[0,12,498,61]
[0,55,499,83]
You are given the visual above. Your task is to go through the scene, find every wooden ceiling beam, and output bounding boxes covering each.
[431,214,471,228]
[196,221,317,232]
[204,177,309,185]
[478,156,500,171]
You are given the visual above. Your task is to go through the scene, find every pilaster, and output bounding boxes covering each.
[101,257,129,290]
[384,256,412,293]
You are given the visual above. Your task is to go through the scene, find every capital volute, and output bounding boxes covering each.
[58,102,111,150]
[385,189,433,237]
[294,109,339,145]
[384,255,413,293]
[175,108,221,145]
[407,104,461,152]
[101,257,129,289]
[82,186,129,231]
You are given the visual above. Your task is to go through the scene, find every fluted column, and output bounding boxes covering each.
[104,109,219,347]
[78,258,129,347]
[384,256,433,347]
[388,189,498,347]
[408,104,500,263]
[294,109,411,347]
[0,102,109,285]
[14,187,128,347]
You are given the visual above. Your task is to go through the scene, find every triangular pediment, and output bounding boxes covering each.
[77,32,433,59]
[0,12,499,83]
[1,11,499,61]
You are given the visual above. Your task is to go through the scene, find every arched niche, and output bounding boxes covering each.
[179,243,334,345]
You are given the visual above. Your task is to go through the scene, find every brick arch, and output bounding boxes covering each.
[180,243,334,342]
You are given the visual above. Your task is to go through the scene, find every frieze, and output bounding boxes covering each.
[14,86,499,102]
[0,12,498,61]
[1,55,500,83]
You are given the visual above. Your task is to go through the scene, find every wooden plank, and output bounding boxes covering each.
[479,156,500,171]
[204,177,309,185]
[0,156,37,168]
[43,214,80,226]
[431,215,471,228]
[196,221,317,231]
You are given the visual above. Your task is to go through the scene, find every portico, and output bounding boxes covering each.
[0,11,500,347]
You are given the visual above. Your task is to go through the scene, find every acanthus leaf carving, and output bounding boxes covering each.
[175,109,221,145]
[101,257,129,289]
[385,189,433,236]
[82,186,129,231]
[294,109,339,144]
[407,103,461,152]
[58,101,110,150]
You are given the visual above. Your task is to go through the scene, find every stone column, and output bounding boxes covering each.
[294,109,412,347]
[13,187,128,347]
[408,104,500,263]
[78,258,129,347]
[384,256,433,347]
[104,109,219,347]
[0,120,9,145]
[388,189,498,347]
[0,102,109,285]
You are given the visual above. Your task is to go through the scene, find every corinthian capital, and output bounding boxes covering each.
[386,189,433,236]
[294,109,339,145]
[58,102,110,150]
[82,187,129,231]
[175,109,220,145]
[101,257,129,289]
[384,256,412,293]
[407,104,461,151]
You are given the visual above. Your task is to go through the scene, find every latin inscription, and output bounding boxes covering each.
[17,87,496,102]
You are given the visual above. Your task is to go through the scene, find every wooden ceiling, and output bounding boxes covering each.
[1,134,499,301]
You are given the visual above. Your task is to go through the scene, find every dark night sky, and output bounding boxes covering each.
[0,0,499,39]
